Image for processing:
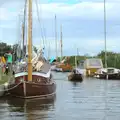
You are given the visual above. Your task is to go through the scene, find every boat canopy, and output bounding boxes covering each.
[84,58,103,69]
[78,58,103,69]
[49,58,56,63]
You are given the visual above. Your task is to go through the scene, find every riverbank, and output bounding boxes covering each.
[0,68,9,85]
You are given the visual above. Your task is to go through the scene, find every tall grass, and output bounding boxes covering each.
[0,68,9,84]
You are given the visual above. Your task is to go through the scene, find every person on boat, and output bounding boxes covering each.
[1,56,6,74]
[73,68,79,74]
[4,51,13,73]
[73,69,77,74]
[4,64,9,75]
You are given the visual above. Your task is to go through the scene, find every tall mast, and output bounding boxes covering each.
[55,15,57,60]
[22,23,24,58]
[28,0,32,81]
[104,0,107,68]
[75,47,77,68]
[75,55,77,68]
[77,48,79,56]
[22,0,27,58]
[48,41,50,60]
[60,24,63,61]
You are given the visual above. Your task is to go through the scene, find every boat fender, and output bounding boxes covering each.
[4,82,9,90]
[106,75,108,80]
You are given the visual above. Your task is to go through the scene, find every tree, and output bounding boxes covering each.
[0,42,12,56]
[97,50,120,68]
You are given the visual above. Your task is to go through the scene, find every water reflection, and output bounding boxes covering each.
[71,82,80,87]
[1,95,56,120]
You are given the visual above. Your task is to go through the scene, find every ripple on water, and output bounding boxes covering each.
[1,73,120,120]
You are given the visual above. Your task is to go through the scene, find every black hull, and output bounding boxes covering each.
[68,73,83,82]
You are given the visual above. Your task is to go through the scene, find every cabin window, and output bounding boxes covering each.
[107,69,114,73]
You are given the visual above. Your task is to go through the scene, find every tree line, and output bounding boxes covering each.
[0,42,25,62]
[57,51,120,69]
[1,42,120,68]
[0,42,38,62]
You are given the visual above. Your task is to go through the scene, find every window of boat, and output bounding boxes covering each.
[88,59,102,67]
[78,61,84,69]
[107,69,114,73]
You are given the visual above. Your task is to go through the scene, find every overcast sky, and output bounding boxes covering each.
[0,0,120,58]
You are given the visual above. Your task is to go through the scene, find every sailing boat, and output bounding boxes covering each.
[68,48,83,82]
[94,0,120,80]
[7,0,56,98]
[50,15,58,71]
[55,24,72,72]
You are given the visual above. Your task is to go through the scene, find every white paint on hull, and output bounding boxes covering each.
[15,70,51,78]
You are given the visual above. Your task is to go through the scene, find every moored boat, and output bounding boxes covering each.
[7,0,56,99]
[55,63,72,72]
[68,68,83,82]
[94,67,120,80]
[7,70,56,98]
[55,57,72,72]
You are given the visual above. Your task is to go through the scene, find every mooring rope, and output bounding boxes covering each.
[0,81,23,92]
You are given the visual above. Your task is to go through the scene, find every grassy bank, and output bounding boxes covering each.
[0,68,9,84]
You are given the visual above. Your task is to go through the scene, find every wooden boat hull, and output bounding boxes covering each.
[56,64,72,72]
[7,73,56,99]
[68,73,83,82]
[8,82,56,98]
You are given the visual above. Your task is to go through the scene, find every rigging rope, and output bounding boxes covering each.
[22,0,27,58]
[35,0,46,49]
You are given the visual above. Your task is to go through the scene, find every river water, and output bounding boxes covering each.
[1,72,120,120]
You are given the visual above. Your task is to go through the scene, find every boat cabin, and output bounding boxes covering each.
[78,58,103,76]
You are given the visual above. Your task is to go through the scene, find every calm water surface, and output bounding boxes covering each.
[1,72,120,120]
